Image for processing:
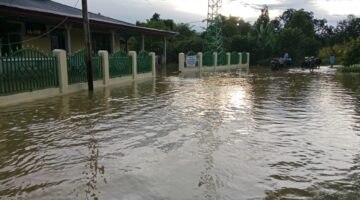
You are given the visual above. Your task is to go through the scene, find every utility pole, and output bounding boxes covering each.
[82,0,94,91]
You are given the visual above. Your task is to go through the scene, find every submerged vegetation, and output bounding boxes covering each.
[133,7,359,67]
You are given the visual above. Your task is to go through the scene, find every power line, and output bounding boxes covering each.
[1,0,80,47]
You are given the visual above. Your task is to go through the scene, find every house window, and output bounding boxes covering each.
[0,22,22,55]
[92,32,111,53]
[50,29,66,50]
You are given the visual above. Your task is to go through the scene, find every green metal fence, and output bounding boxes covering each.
[217,52,227,66]
[67,50,102,84]
[109,51,132,78]
[203,51,214,67]
[241,52,248,64]
[0,48,59,95]
[137,51,151,74]
[231,52,240,65]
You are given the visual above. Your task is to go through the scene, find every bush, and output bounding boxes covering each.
[342,37,360,66]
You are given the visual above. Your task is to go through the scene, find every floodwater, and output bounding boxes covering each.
[0,67,359,200]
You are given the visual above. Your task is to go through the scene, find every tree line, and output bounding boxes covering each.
[132,7,360,66]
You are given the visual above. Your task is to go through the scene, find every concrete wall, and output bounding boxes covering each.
[71,28,85,52]
[0,50,156,107]
[23,34,52,52]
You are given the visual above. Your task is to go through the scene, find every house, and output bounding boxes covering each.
[0,0,176,57]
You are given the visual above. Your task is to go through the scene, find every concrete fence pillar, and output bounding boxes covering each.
[53,49,68,93]
[246,52,250,67]
[98,50,109,86]
[239,52,242,67]
[149,52,156,77]
[129,51,137,80]
[197,52,203,71]
[213,52,218,69]
[178,53,185,71]
[226,52,231,70]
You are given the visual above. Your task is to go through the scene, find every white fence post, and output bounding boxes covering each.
[197,52,203,71]
[149,52,156,77]
[53,49,68,94]
[178,52,185,71]
[246,52,250,68]
[213,52,218,70]
[226,52,231,70]
[238,52,242,67]
[129,51,137,80]
[98,50,109,86]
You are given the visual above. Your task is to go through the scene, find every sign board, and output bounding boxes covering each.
[186,55,197,67]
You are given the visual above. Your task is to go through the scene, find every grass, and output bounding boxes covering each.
[336,65,360,73]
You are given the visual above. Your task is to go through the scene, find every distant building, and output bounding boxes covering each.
[0,0,176,55]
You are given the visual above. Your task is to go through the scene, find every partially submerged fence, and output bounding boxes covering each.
[109,51,132,78]
[0,48,59,95]
[179,51,250,72]
[67,50,103,84]
[137,51,152,74]
[0,49,156,97]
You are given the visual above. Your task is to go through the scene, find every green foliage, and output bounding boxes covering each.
[337,65,360,73]
[135,9,359,66]
[342,37,360,66]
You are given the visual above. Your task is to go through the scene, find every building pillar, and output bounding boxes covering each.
[53,49,68,93]
[111,31,116,53]
[163,37,167,65]
[64,24,72,53]
[129,51,137,80]
[141,34,145,51]
[178,53,185,71]
[98,50,109,86]
[149,52,156,77]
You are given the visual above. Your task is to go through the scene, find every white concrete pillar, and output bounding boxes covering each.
[226,52,231,70]
[149,52,156,77]
[246,52,250,67]
[53,49,68,93]
[239,52,242,67]
[178,53,185,71]
[129,51,137,80]
[98,50,109,86]
[213,52,218,70]
[197,52,203,71]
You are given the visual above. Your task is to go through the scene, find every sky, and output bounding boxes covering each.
[54,0,360,31]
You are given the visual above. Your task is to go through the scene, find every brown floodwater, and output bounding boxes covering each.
[0,67,359,200]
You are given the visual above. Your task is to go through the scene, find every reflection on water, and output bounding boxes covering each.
[0,67,360,199]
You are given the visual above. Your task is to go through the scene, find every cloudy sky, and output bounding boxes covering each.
[54,0,360,30]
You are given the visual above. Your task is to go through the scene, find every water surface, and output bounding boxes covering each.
[0,67,359,199]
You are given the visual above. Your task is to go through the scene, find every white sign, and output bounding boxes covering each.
[186,55,197,67]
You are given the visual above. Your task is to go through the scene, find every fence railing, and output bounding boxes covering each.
[231,51,240,65]
[137,51,152,74]
[241,52,248,64]
[67,50,103,84]
[0,48,59,95]
[179,51,250,72]
[217,52,226,66]
[109,51,132,78]
[203,51,214,67]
